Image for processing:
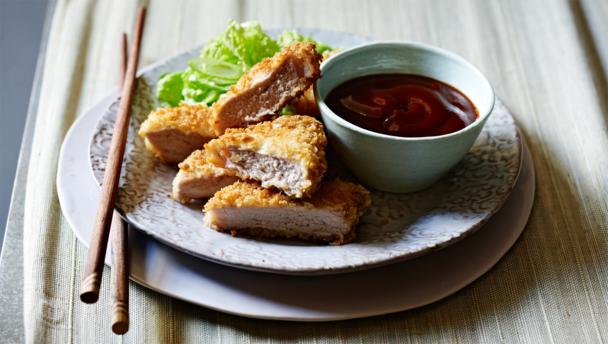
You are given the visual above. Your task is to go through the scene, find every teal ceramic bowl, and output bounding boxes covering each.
[315,42,495,193]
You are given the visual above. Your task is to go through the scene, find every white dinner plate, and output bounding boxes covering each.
[57,92,535,321]
[88,29,522,274]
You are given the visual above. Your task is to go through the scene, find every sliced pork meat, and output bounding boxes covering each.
[172,149,237,203]
[204,179,371,245]
[139,103,217,164]
[204,115,327,198]
[211,42,322,134]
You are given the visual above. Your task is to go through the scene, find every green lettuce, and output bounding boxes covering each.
[202,21,281,69]
[277,30,332,54]
[156,21,332,107]
[156,72,184,107]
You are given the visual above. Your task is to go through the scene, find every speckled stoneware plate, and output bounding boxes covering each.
[89,29,522,275]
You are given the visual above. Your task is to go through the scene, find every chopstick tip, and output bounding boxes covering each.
[80,272,102,303]
[112,301,129,334]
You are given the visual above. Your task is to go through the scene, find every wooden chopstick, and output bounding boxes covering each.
[110,212,128,334]
[118,32,129,86]
[110,32,130,335]
[80,6,146,304]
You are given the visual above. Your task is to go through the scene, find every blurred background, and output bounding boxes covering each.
[0,0,48,248]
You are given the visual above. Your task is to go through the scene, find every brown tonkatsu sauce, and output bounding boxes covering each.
[325,74,478,137]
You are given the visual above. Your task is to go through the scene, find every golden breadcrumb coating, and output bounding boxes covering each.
[204,115,328,197]
[211,42,322,134]
[139,102,216,138]
[290,49,342,117]
[291,87,319,117]
[229,42,319,92]
[204,179,371,244]
[206,179,370,218]
[177,149,235,178]
[138,102,218,163]
[171,149,237,203]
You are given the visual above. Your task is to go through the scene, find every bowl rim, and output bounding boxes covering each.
[315,41,496,142]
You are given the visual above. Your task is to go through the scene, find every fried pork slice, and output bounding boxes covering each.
[211,42,322,134]
[172,150,238,203]
[138,103,217,164]
[289,49,341,117]
[291,87,319,117]
[205,115,327,198]
[204,179,371,245]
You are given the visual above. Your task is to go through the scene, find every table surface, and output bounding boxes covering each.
[2,0,608,343]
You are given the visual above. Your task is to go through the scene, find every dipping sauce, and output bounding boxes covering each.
[325,74,478,137]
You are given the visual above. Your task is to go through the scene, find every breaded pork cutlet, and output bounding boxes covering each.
[139,103,217,164]
[289,49,341,117]
[172,150,238,203]
[291,87,319,117]
[204,179,371,245]
[211,42,322,134]
[205,115,327,198]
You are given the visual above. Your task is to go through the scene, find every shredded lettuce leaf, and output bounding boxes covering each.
[204,21,281,69]
[156,72,185,107]
[280,104,296,116]
[156,21,332,107]
[277,30,332,54]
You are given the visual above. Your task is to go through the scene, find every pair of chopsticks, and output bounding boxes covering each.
[80,6,146,335]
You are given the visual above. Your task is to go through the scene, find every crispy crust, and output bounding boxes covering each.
[205,179,371,218]
[211,42,322,134]
[177,149,235,178]
[139,103,217,163]
[139,102,216,138]
[204,115,328,197]
[289,49,342,118]
[204,179,371,244]
[291,87,319,117]
[172,149,237,203]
